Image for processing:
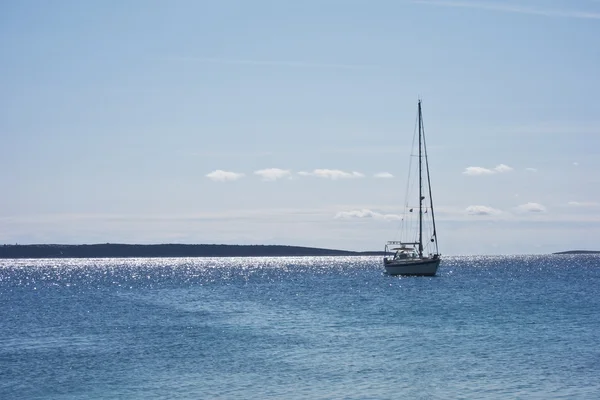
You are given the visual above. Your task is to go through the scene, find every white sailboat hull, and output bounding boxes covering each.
[384,257,440,276]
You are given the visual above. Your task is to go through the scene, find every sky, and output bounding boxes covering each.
[1,0,599,255]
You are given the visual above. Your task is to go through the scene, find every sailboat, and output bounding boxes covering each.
[384,100,440,276]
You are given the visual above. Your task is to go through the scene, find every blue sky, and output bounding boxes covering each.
[1,0,599,254]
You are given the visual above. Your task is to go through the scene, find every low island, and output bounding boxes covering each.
[552,250,600,255]
[0,244,385,259]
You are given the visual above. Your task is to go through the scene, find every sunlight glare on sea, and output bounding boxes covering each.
[1,255,599,399]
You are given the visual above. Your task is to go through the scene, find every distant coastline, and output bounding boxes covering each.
[552,250,600,255]
[2,245,598,259]
[0,244,386,259]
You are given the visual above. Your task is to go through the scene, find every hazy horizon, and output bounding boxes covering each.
[2,243,597,258]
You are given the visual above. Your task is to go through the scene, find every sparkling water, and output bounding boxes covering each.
[1,255,599,399]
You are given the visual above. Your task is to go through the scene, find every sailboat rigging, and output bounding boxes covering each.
[383,99,441,276]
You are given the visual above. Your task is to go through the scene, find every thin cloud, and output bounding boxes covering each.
[298,169,365,180]
[254,168,292,181]
[499,122,600,136]
[192,150,273,158]
[466,205,501,216]
[193,57,381,70]
[374,172,394,179]
[568,201,600,207]
[525,167,538,172]
[320,145,410,155]
[517,202,547,213]
[463,164,513,176]
[334,209,402,221]
[206,170,245,182]
[413,0,600,19]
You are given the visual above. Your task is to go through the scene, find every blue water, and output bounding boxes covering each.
[1,255,599,399]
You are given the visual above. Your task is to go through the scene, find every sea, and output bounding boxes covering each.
[1,255,599,399]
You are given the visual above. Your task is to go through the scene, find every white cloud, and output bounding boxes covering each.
[206,170,245,182]
[465,205,501,216]
[568,201,600,207]
[298,169,365,180]
[334,209,402,221]
[517,202,547,213]
[573,162,579,166]
[525,167,538,172]
[463,166,495,175]
[374,172,394,179]
[494,164,513,173]
[254,168,292,181]
[463,164,513,175]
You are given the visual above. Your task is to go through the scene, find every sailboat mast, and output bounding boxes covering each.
[418,100,423,258]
